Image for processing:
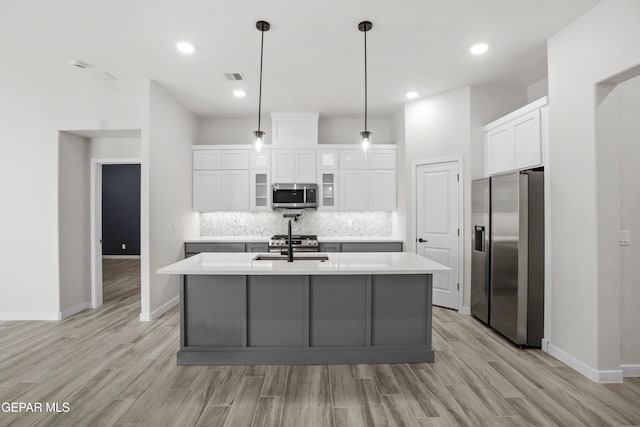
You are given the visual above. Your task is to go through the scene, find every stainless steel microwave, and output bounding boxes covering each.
[272,183,317,209]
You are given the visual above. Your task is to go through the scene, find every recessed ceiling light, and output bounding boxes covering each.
[176,41,195,54]
[233,90,246,98]
[406,91,419,99]
[470,43,489,55]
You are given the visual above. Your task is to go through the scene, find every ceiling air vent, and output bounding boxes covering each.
[224,72,245,81]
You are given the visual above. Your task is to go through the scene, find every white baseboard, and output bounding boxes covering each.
[0,312,60,321]
[548,343,623,383]
[59,302,92,319]
[140,295,179,322]
[621,364,640,377]
[459,306,471,315]
[102,255,141,259]
[541,338,550,353]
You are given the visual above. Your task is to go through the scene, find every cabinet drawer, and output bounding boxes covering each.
[318,242,341,252]
[341,242,403,252]
[184,242,245,254]
[246,243,269,253]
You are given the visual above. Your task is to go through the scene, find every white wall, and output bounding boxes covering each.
[615,76,640,367]
[318,117,394,144]
[144,82,199,320]
[196,117,271,145]
[547,0,640,379]
[196,116,394,145]
[527,77,549,103]
[0,79,149,320]
[403,87,471,309]
[402,85,526,310]
[58,132,91,316]
[90,137,141,158]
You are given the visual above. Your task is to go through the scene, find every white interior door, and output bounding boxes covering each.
[416,161,460,309]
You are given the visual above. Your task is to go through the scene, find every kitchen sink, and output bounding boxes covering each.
[253,254,329,262]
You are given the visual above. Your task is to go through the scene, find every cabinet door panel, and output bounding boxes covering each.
[513,110,542,169]
[295,151,317,182]
[368,170,396,211]
[220,150,250,169]
[487,125,514,175]
[340,150,368,169]
[340,170,368,211]
[193,171,220,211]
[318,150,338,169]
[368,150,396,169]
[272,150,295,182]
[220,171,249,211]
[193,150,220,170]
[250,150,271,170]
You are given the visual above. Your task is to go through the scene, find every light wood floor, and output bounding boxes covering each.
[1,260,639,426]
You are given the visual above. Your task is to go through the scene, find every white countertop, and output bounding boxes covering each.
[184,236,404,243]
[157,252,449,276]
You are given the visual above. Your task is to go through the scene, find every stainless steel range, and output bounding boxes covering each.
[268,234,319,253]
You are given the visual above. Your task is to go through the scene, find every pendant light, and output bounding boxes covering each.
[253,20,270,153]
[358,20,372,152]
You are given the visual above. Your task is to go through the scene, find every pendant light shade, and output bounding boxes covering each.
[359,21,372,151]
[253,20,270,152]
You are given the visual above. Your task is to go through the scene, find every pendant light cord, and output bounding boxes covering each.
[364,28,368,132]
[258,29,264,133]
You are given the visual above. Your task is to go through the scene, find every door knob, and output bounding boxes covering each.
[418,238,427,243]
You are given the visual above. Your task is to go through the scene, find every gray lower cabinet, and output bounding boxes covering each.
[341,242,403,252]
[185,242,264,257]
[179,273,433,365]
[245,242,269,253]
[318,242,341,252]
[185,240,403,257]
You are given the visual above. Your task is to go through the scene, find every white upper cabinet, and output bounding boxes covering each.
[271,113,319,147]
[295,151,317,182]
[485,97,547,176]
[513,110,542,169]
[340,170,369,211]
[220,170,250,211]
[368,149,396,169]
[317,150,339,170]
[193,150,221,170]
[271,150,317,183]
[192,142,397,213]
[220,150,250,169]
[194,149,249,170]
[368,170,396,211]
[271,150,295,182]
[340,150,368,169]
[250,150,271,170]
[193,171,221,211]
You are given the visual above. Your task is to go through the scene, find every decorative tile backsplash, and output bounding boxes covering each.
[200,211,392,237]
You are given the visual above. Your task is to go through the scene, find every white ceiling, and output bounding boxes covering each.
[0,0,600,117]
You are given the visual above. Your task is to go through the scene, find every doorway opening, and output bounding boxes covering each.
[413,157,463,310]
[100,164,141,307]
[57,129,142,319]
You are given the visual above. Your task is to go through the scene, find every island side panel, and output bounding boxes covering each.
[310,275,368,347]
[183,275,245,347]
[372,274,431,346]
[247,275,306,347]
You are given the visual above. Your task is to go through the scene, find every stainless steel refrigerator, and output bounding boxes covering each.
[471,170,544,347]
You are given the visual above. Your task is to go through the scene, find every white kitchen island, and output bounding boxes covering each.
[158,252,449,365]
